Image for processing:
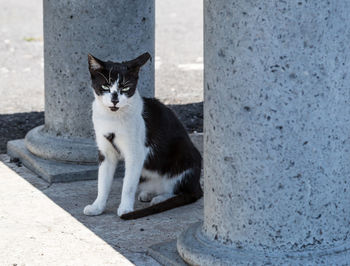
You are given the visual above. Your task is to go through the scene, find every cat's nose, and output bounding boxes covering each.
[111,99,119,105]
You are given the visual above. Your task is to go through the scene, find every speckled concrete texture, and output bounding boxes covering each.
[43,0,154,138]
[8,139,100,183]
[178,222,350,265]
[148,240,187,266]
[25,125,98,163]
[178,0,350,264]
[25,0,155,163]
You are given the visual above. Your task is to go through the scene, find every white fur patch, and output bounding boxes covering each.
[85,89,150,216]
[139,169,191,196]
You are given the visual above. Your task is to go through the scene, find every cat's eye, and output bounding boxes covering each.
[101,85,110,91]
[121,87,130,92]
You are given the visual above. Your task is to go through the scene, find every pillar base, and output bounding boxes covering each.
[25,125,97,164]
[7,133,202,183]
[177,222,350,266]
[148,240,187,266]
[7,139,124,183]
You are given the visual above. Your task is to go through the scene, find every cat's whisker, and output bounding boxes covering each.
[108,67,113,84]
[123,82,132,88]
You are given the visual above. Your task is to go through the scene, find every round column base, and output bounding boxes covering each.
[25,125,97,164]
[177,222,350,266]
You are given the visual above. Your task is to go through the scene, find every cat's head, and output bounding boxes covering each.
[88,52,151,112]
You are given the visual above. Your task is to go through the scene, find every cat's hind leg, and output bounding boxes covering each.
[147,168,200,205]
[137,175,163,202]
[150,193,174,205]
[138,191,156,202]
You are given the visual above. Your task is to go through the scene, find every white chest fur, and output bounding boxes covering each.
[85,90,149,216]
[92,91,147,159]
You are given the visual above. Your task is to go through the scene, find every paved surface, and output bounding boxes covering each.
[0,0,44,114]
[155,0,203,104]
[0,154,203,265]
[0,0,203,153]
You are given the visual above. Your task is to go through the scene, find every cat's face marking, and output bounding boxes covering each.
[99,78,131,111]
[88,53,151,112]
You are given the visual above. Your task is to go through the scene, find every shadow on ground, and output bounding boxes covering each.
[169,101,203,133]
[2,155,203,265]
[0,102,203,154]
[0,111,44,153]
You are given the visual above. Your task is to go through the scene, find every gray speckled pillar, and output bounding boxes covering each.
[25,0,154,163]
[178,0,350,264]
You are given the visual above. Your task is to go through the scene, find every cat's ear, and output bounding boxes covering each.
[88,54,105,72]
[124,52,151,71]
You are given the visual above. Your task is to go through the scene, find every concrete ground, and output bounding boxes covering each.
[0,0,203,265]
[0,154,203,265]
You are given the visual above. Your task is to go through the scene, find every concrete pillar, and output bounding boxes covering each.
[8,0,154,182]
[178,1,350,264]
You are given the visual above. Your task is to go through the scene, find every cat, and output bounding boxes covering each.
[84,52,202,219]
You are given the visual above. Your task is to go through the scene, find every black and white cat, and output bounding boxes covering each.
[84,52,202,219]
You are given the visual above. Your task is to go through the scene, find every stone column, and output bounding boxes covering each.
[178,1,350,264]
[8,0,154,182]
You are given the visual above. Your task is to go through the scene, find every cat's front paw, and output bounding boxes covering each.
[117,204,133,217]
[83,204,104,216]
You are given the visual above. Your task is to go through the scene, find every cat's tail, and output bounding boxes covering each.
[120,192,202,220]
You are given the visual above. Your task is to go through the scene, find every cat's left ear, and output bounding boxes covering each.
[88,54,105,72]
[124,52,151,71]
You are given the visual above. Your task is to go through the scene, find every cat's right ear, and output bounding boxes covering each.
[88,54,105,72]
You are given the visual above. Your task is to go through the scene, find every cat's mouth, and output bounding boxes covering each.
[109,106,119,112]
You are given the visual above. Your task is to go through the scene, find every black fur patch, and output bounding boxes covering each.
[98,150,105,165]
[142,98,203,196]
[105,132,115,142]
[104,133,121,154]
[139,176,147,183]
[88,53,151,99]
